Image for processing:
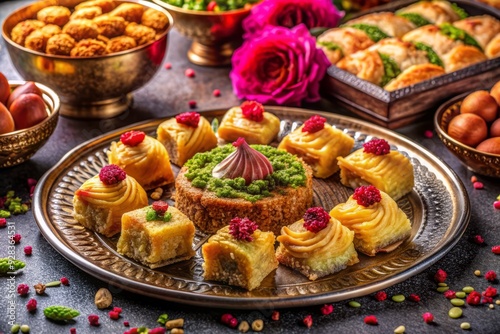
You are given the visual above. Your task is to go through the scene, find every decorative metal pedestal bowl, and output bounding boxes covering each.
[2,0,173,119]
[153,1,251,66]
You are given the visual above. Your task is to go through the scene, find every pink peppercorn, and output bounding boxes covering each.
[11,233,21,244]
[188,100,197,109]
[26,298,37,312]
[60,277,69,286]
[409,294,421,302]
[473,181,484,189]
[109,311,120,320]
[88,314,100,326]
[24,246,32,255]
[303,315,313,328]
[466,291,481,305]
[271,311,280,321]
[320,304,334,315]
[221,313,238,328]
[492,245,500,254]
[494,201,500,210]
[70,328,76,334]
[485,271,497,282]
[213,89,221,97]
[185,68,195,78]
[164,62,172,70]
[424,130,433,138]
[17,283,29,296]
[422,312,434,323]
[113,307,123,314]
[444,290,456,299]
[434,269,447,283]
[124,321,130,327]
[374,291,387,301]
[364,315,378,325]
[0,218,6,228]
[148,328,166,334]
[472,235,485,245]
[483,286,498,297]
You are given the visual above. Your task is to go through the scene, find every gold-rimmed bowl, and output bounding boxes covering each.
[2,0,173,119]
[0,80,60,168]
[153,1,253,66]
[434,93,500,178]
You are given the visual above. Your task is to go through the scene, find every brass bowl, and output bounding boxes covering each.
[0,81,60,168]
[153,0,252,66]
[434,93,500,178]
[2,0,173,119]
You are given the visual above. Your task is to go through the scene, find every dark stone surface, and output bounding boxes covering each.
[1,1,500,333]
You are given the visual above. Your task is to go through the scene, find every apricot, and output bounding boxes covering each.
[0,72,9,105]
[460,90,498,122]
[490,118,500,138]
[7,81,43,109]
[9,93,48,130]
[476,137,500,155]
[0,103,15,134]
[491,81,500,106]
[447,113,488,147]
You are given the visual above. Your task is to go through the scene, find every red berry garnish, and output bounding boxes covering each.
[303,207,330,233]
[70,328,77,334]
[303,315,313,328]
[26,298,37,312]
[175,111,200,128]
[185,68,195,78]
[124,321,130,327]
[88,314,100,326]
[11,233,21,244]
[148,328,166,334]
[24,245,32,255]
[320,304,334,315]
[99,165,126,185]
[120,130,146,147]
[164,62,172,70]
[409,294,420,302]
[374,291,387,301]
[109,311,120,320]
[113,307,123,314]
[152,201,169,216]
[483,286,498,297]
[352,185,381,207]
[363,138,390,155]
[485,270,497,282]
[473,181,484,189]
[60,277,69,286]
[364,315,378,325]
[494,201,500,209]
[472,234,484,244]
[213,89,221,97]
[482,296,493,304]
[271,311,280,321]
[466,291,481,305]
[444,290,456,299]
[0,218,6,228]
[302,115,327,133]
[17,283,29,296]
[492,245,500,254]
[229,217,258,242]
[221,313,238,328]
[424,130,433,138]
[434,269,447,283]
[241,101,265,122]
[188,100,197,109]
[422,312,434,323]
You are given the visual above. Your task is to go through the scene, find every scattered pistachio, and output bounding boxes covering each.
[20,325,29,333]
[348,301,361,308]
[392,295,406,302]
[171,329,184,334]
[451,299,465,307]
[251,319,264,332]
[157,313,169,325]
[496,300,500,305]
[238,320,250,333]
[394,325,406,333]
[462,286,474,293]
[449,307,463,319]
[489,304,495,309]
[455,292,466,299]
[438,283,448,287]
[474,270,481,276]
[437,286,450,293]
[11,324,20,333]
[166,318,184,329]
[460,322,471,330]
[94,288,112,309]
[45,281,61,287]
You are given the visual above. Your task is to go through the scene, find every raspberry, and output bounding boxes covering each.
[175,111,200,128]
[483,286,498,297]
[434,269,447,283]
[113,307,123,314]
[363,138,390,155]
[152,201,169,216]
[320,304,334,315]
[466,291,481,305]
[364,315,378,325]
[408,294,420,302]
[482,296,493,304]
[485,270,497,282]
[213,89,221,97]
[26,298,37,312]
[60,277,69,285]
[303,207,330,233]
[271,311,280,321]
[352,185,381,207]
[120,131,146,146]
[492,245,500,254]
[185,68,195,77]
[422,312,434,323]
[473,181,484,189]
[109,311,120,320]
[124,321,130,327]
[11,233,21,244]
[444,290,456,299]
[229,217,258,241]
[188,100,197,109]
[0,218,6,228]
[472,234,484,244]
[70,328,76,334]
[303,315,313,328]
[302,115,326,133]
[374,291,387,301]
[24,246,32,255]
[88,314,100,326]
[99,165,126,185]
[241,101,264,122]
[17,283,29,296]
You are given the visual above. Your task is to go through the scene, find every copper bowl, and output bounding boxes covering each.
[0,81,60,168]
[434,93,500,178]
[2,0,173,119]
[152,0,252,66]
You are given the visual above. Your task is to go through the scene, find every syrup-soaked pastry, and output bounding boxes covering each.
[316,27,375,64]
[278,115,354,178]
[452,15,500,50]
[485,34,500,58]
[330,186,412,256]
[218,101,280,145]
[384,63,445,91]
[107,130,175,190]
[276,207,359,281]
[442,45,488,72]
[346,12,416,39]
[337,138,414,201]
[72,164,148,237]
[402,25,463,58]
[157,112,218,166]
[396,0,461,26]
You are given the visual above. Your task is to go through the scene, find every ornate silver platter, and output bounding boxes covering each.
[33,107,470,309]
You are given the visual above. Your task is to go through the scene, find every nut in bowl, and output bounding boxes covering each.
[0,81,60,168]
[153,0,255,66]
[434,93,500,178]
[1,0,173,119]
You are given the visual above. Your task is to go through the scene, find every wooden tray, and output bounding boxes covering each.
[321,0,500,129]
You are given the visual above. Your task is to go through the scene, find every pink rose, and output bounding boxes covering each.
[243,0,343,39]
[230,24,330,106]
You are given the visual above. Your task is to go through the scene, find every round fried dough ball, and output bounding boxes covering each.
[124,22,155,45]
[37,6,71,27]
[46,33,76,56]
[106,35,137,53]
[10,19,45,45]
[109,3,145,23]
[63,19,99,41]
[70,6,103,20]
[141,8,169,31]
[94,14,126,38]
[70,38,107,57]
[75,0,116,14]
[25,30,46,52]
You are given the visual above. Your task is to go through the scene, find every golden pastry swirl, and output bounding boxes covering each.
[107,135,174,188]
[277,218,355,259]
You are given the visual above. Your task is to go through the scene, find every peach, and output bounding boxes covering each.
[0,103,15,134]
[447,113,488,147]
[8,93,48,130]
[0,72,9,105]
[7,81,43,109]
[460,90,498,122]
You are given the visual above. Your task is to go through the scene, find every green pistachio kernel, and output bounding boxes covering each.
[20,325,30,333]
[449,307,463,319]
[45,281,61,287]
[11,324,20,333]
[348,301,361,308]
[462,286,474,293]
[460,322,471,330]
[451,298,465,307]
[392,295,406,303]
[455,292,466,299]
[394,325,406,333]
[438,283,448,287]
[437,286,450,293]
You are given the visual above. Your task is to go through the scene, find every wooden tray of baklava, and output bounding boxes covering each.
[32,107,470,309]
[320,0,500,129]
